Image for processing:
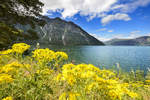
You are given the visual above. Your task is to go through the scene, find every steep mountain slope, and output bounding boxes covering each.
[16,17,104,46]
[105,36,150,46]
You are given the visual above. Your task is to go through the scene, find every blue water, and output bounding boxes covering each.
[40,45,150,71]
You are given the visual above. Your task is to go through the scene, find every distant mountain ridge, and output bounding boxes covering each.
[15,17,104,46]
[105,36,150,46]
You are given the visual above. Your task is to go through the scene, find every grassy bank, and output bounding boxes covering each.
[0,43,150,100]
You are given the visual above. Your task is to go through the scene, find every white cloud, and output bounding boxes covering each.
[115,0,150,13]
[130,30,141,34]
[96,28,107,32]
[101,13,131,25]
[40,0,150,24]
[40,0,117,18]
[96,28,114,33]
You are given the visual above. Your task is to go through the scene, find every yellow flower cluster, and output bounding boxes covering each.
[0,61,24,85]
[0,61,23,74]
[56,64,138,100]
[0,43,150,100]
[32,48,68,66]
[0,49,14,55]
[0,43,30,65]
[12,43,30,54]
[0,74,13,84]
[59,92,80,100]
[32,48,55,64]
[54,52,68,61]
[145,80,150,83]
[2,96,13,100]
[145,80,150,85]
[4,61,23,68]
[0,49,14,64]
[0,66,15,73]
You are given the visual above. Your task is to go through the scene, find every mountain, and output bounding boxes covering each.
[15,17,104,46]
[105,36,150,46]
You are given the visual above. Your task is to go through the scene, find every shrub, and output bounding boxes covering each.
[0,43,150,100]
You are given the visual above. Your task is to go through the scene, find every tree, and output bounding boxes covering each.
[0,0,45,50]
[0,0,44,24]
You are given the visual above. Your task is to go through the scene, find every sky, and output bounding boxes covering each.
[40,0,150,41]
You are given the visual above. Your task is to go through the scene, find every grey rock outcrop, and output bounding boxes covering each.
[16,17,104,46]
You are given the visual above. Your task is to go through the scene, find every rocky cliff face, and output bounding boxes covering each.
[16,17,104,46]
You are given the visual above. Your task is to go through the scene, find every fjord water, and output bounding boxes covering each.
[40,45,150,71]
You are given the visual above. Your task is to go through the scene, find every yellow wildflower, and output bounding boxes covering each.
[32,48,55,64]
[0,49,14,55]
[0,66,15,73]
[145,80,150,83]
[108,89,122,100]
[62,63,75,70]
[54,52,68,61]
[127,92,138,98]
[0,74,13,84]
[4,61,23,68]
[67,75,76,85]
[36,70,40,74]
[69,92,80,100]
[59,92,80,100]
[12,43,30,54]
[144,85,150,88]
[2,96,13,100]
[59,92,67,100]
[86,82,98,92]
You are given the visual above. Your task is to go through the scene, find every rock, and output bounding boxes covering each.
[16,17,104,46]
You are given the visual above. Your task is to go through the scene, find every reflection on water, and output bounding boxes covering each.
[39,44,150,71]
